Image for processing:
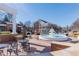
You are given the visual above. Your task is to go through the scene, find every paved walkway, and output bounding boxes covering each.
[1,37,79,56]
[29,39,79,56]
[50,43,79,56]
[29,39,52,53]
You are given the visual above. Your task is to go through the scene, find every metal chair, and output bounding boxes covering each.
[0,49,4,56]
[7,42,18,56]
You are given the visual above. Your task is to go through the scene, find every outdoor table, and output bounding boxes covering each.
[19,40,26,42]
[19,39,29,43]
[0,44,8,49]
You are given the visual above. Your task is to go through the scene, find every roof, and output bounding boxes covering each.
[35,19,49,27]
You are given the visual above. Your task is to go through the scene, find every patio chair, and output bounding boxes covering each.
[0,49,4,56]
[17,42,23,53]
[22,43,30,52]
[7,44,13,56]
[11,42,19,55]
[68,38,79,43]
[70,40,79,43]
[7,42,18,56]
[20,39,30,53]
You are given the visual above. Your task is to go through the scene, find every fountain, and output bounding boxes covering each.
[49,28,55,35]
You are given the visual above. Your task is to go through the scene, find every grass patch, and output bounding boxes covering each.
[0,31,11,35]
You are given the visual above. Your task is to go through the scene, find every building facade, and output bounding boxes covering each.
[34,19,51,35]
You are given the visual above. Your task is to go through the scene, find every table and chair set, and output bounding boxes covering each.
[0,38,30,56]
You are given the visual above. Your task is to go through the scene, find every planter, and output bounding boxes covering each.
[51,42,71,51]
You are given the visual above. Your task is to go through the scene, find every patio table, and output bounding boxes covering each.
[18,39,29,44]
[0,44,8,49]
[19,39,28,42]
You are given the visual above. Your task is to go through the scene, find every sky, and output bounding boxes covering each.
[5,3,79,27]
